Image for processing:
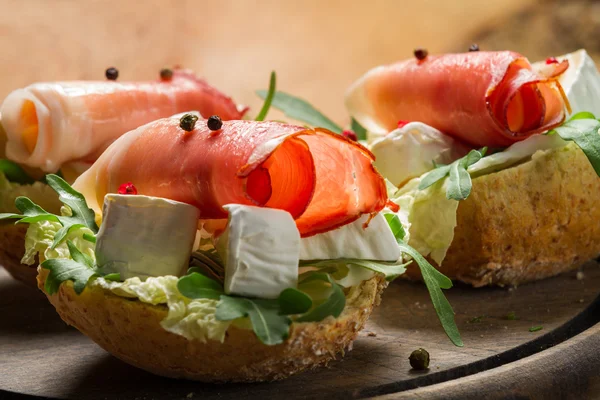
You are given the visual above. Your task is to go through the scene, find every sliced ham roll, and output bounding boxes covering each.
[73,118,387,237]
[346,51,569,147]
[0,69,245,172]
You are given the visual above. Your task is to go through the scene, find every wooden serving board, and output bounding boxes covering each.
[1,262,600,400]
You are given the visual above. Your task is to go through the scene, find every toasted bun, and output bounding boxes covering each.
[38,269,386,382]
[0,181,60,286]
[404,143,600,287]
[0,223,36,286]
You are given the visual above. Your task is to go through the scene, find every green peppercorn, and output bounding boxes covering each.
[105,67,119,80]
[207,115,223,131]
[413,48,428,61]
[469,44,480,52]
[179,113,199,132]
[160,68,173,81]
[409,348,430,370]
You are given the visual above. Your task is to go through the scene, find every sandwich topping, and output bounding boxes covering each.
[348,49,600,268]
[0,68,246,173]
[346,51,569,146]
[71,117,388,237]
[0,70,465,349]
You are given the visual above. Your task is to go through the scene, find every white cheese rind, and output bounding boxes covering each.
[369,122,469,187]
[219,204,300,299]
[300,213,400,261]
[95,194,200,280]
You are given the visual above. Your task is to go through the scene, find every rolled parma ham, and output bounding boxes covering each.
[346,51,569,147]
[0,69,245,172]
[73,118,387,237]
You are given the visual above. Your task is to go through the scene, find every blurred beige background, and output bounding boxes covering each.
[1,0,597,125]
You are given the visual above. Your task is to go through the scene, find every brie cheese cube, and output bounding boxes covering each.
[95,194,200,280]
[218,204,300,299]
[369,122,469,187]
[533,49,600,116]
[300,213,400,261]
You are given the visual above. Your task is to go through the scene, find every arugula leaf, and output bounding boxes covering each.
[418,164,452,190]
[177,272,224,300]
[14,197,60,224]
[216,295,292,345]
[51,224,86,249]
[103,273,121,282]
[42,239,98,295]
[351,118,367,141]
[83,233,97,243]
[0,159,36,184]
[255,90,342,133]
[296,273,346,322]
[66,240,94,269]
[255,71,276,121]
[549,114,600,176]
[278,288,313,315]
[446,161,472,200]
[396,241,463,346]
[384,213,406,241]
[300,259,407,282]
[45,174,98,233]
[418,148,487,201]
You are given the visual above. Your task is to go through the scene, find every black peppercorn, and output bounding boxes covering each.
[160,68,173,81]
[469,44,480,52]
[207,115,223,131]
[105,67,119,80]
[409,348,430,370]
[413,48,428,61]
[179,113,199,132]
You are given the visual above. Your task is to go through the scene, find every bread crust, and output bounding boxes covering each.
[404,144,600,286]
[0,180,60,286]
[0,223,37,287]
[37,270,387,382]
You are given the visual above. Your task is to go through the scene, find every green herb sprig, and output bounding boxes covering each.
[177,269,345,345]
[0,174,98,249]
[418,147,487,201]
[548,112,600,176]
[0,159,36,184]
[254,71,276,121]
[351,118,368,141]
[385,213,463,347]
[256,90,343,134]
[0,174,113,293]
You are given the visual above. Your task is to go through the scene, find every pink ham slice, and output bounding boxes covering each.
[0,69,245,172]
[346,51,569,147]
[73,118,388,237]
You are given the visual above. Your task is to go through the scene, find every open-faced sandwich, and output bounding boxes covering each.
[0,83,464,380]
[0,67,245,285]
[345,48,600,286]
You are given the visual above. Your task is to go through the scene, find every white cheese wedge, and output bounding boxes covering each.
[95,194,200,280]
[533,49,600,116]
[369,122,469,187]
[217,204,300,299]
[300,213,400,261]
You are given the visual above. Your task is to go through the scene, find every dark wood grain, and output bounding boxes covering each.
[1,261,599,399]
